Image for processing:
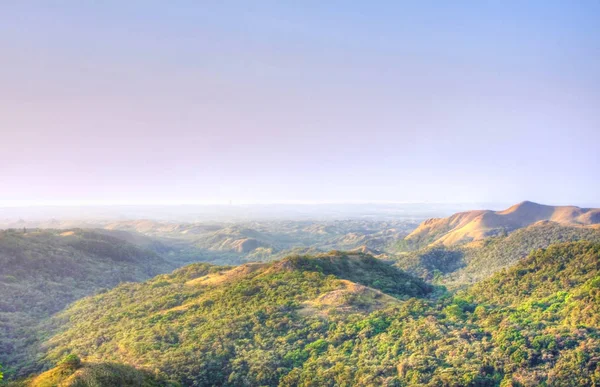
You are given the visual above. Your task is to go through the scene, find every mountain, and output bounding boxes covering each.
[402,201,600,249]
[0,229,174,377]
[396,221,600,287]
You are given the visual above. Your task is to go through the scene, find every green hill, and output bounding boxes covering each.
[0,229,174,378]
[36,252,430,386]
[14,243,597,386]
[3,240,598,386]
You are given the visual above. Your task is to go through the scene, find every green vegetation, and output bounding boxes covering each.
[0,229,174,378]
[2,217,600,386]
[9,242,595,386]
[34,253,429,386]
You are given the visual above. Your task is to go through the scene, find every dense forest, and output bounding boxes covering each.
[1,242,595,386]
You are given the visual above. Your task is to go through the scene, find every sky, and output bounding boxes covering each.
[1,1,599,207]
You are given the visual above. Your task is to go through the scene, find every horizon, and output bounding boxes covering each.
[2,199,600,225]
[2,1,599,205]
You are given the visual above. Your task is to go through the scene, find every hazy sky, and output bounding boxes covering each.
[1,1,599,206]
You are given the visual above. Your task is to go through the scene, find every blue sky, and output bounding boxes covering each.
[1,1,599,206]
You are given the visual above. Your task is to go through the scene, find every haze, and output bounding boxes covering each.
[1,1,599,207]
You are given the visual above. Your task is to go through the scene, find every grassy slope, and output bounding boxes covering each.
[403,201,600,248]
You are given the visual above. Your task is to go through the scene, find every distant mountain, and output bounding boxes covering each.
[101,219,415,264]
[403,201,600,249]
[2,219,418,266]
[190,226,275,253]
[0,229,174,377]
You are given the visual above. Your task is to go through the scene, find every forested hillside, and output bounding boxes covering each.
[9,242,597,386]
[0,229,174,377]
[35,253,430,386]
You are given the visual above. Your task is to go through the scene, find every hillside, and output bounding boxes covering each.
[468,241,600,306]
[33,252,430,386]
[9,242,597,386]
[0,229,174,377]
[395,221,600,287]
[403,201,600,249]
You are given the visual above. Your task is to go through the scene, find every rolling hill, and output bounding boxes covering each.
[8,242,596,386]
[34,252,431,386]
[402,201,600,249]
[102,219,415,264]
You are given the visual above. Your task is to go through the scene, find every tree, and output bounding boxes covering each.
[59,354,82,369]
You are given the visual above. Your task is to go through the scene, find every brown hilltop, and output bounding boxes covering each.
[405,201,600,247]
